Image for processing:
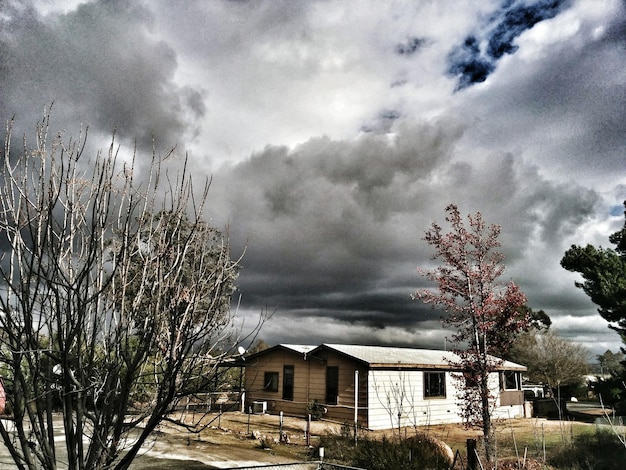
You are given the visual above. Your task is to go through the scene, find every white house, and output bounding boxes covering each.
[243,343,527,430]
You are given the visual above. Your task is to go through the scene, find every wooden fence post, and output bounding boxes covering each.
[467,438,477,470]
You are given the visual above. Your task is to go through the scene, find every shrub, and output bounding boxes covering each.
[316,433,450,470]
[315,431,355,464]
[306,400,326,420]
[548,428,626,470]
[352,435,450,470]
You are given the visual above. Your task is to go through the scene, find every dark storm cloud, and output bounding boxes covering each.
[272,294,436,331]
[447,0,571,89]
[0,0,203,151]
[209,119,601,346]
[1,0,622,355]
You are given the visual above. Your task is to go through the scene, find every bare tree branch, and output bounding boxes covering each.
[0,112,257,470]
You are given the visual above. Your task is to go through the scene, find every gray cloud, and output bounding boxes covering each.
[209,118,604,350]
[395,36,427,56]
[452,2,626,187]
[0,0,203,151]
[2,0,624,357]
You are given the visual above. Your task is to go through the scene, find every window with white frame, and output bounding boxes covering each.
[500,370,521,390]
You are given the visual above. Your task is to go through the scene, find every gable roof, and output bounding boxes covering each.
[280,344,317,354]
[242,343,526,371]
[312,344,526,371]
[243,343,317,362]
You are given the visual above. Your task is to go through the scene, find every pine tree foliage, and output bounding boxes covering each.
[561,201,626,343]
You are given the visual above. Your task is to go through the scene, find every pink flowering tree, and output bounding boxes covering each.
[413,204,529,460]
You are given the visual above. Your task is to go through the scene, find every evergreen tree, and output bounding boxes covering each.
[561,201,626,345]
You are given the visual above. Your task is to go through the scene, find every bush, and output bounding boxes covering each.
[316,433,450,470]
[548,428,626,470]
[315,429,355,464]
[353,435,450,470]
[306,399,326,420]
[590,377,626,410]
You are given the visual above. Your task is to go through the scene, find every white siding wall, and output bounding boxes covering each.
[367,370,463,430]
[492,403,525,419]
[366,370,524,430]
[489,371,525,419]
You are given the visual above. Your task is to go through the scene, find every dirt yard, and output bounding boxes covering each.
[149,410,595,468]
[0,410,607,469]
[138,410,343,467]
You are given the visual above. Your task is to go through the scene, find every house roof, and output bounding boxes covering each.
[279,344,317,354]
[242,343,527,371]
[314,344,527,371]
[242,343,317,362]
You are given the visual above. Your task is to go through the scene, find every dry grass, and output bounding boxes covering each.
[164,411,601,465]
[352,417,597,468]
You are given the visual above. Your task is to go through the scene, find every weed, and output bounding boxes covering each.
[548,428,626,470]
[316,432,450,469]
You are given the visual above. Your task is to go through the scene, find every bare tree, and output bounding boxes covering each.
[0,113,253,470]
[509,329,589,406]
[372,371,415,438]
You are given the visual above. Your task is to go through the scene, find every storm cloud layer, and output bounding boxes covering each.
[1,0,625,355]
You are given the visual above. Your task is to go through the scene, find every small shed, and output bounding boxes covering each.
[243,343,527,430]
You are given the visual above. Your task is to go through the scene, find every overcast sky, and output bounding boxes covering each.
[1,0,624,357]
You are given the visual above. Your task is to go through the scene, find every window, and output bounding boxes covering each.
[283,365,294,400]
[326,366,339,405]
[501,371,520,390]
[424,371,446,398]
[264,372,279,392]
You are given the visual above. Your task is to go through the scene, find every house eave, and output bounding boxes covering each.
[368,363,526,372]
[368,363,460,371]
